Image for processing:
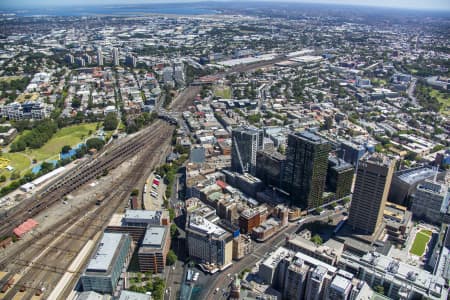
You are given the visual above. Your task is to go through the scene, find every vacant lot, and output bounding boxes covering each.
[410,229,432,257]
[214,85,232,99]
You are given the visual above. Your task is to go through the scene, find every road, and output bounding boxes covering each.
[200,209,347,299]
[407,78,418,105]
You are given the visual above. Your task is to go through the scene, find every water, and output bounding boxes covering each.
[1,4,219,17]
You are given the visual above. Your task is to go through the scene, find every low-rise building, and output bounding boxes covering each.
[81,232,132,294]
[138,225,171,273]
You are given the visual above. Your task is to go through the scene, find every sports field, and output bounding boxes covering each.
[410,229,432,257]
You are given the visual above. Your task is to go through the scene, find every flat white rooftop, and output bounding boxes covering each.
[86,232,123,273]
[142,226,167,248]
[189,215,226,236]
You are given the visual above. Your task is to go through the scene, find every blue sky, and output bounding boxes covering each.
[1,0,449,11]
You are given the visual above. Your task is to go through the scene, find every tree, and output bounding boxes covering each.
[10,171,20,181]
[170,223,179,237]
[71,97,81,109]
[168,208,175,221]
[311,234,323,245]
[131,189,139,197]
[61,145,71,154]
[374,285,385,295]
[0,175,6,182]
[86,138,105,151]
[103,112,119,131]
[166,249,177,265]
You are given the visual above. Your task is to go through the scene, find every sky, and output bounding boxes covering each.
[1,0,449,11]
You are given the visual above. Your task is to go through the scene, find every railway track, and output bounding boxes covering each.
[0,122,174,299]
[0,120,170,238]
[0,71,199,298]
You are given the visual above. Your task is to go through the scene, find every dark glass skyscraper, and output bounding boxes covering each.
[231,126,264,175]
[282,131,331,209]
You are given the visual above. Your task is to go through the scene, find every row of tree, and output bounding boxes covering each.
[10,120,58,152]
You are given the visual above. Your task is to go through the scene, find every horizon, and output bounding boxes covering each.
[1,0,450,12]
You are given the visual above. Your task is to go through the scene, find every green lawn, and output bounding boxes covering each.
[429,89,450,115]
[26,123,99,161]
[410,230,432,257]
[214,86,232,99]
[10,123,99,162]
[0,76,23,83]
[371,78,387,87]
[0,152,31,177]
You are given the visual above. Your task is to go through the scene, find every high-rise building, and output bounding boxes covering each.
[97,47,103,66]
[76,57,86,67]
[163,66,174,86]
[125,54,137,68]
[282,131,331,209]
[81,232,132,294]
[326,157,354,200]
[305,266,330,300]
[347,153,395,235]
[174,64,185,86]
[256,149,285,188]
[112,47,119,66]
[83,54,92,64]
[325,274,352,300]
[186,215,233,267]
[283,259,310,300]
[65,53,74,64]
[411,179,449,224]
[231,126,264,175]
[337,140,368,166]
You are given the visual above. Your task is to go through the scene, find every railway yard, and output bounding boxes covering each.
[0,55,282,299]
[0,86,198,299]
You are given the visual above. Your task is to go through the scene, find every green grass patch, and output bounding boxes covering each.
[371,78,387,86]
[0,76,23,83]
[214,86,232,99]
[410,230,432,257]
[11,123,99,162]
[0,152,31,183]
[429,89,450,115]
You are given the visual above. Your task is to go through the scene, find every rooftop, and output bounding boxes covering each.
[123,209,163,222]
[397,167,437,185]
[119,291,151,300]
[86,232,123,273]
[188,215,227,237]
[330,275,351,293]
[295,131,326,144]
[142,225,167,248]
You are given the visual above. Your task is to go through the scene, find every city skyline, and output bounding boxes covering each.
[1,0,450,11]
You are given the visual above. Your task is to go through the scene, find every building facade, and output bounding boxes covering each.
[81,233,132,294]
[256,149,285,188]
[326,157,354,200]
[347,153,395,235]
[138,225,171,273]
[282,131,331,209]
[411,179,449,224]
[186,215,233,267]
[231,126,264,175]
